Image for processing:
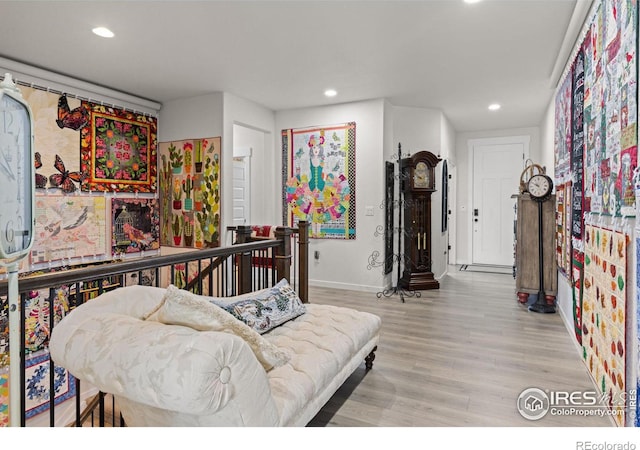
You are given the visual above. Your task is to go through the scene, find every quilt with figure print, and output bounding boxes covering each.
[283,123,356,239]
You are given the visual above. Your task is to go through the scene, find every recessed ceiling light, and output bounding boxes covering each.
[324,89,337,97]
[488,103,501,111]
[464,0,482,4]
[92,27,114,38]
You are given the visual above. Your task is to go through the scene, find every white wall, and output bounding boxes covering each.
[159,93,224,142]
[276,99,386,292]
[454,126,541,264]
[390,105,450,280]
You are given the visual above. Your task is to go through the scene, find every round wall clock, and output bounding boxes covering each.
[0,73,34,261]
[527,173,553,202]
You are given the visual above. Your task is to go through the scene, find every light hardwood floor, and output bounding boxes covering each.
[307,267,614,427]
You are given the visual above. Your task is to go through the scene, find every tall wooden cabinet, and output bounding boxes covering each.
[399,151,440,290]
[514,193,557,304]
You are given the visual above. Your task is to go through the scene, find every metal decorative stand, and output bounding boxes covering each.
[368,143,420,302]
[528,200,556,313]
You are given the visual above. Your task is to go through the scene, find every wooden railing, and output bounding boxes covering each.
[0,221,308,427]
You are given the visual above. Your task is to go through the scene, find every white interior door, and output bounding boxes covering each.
[471,138,527,266]
[232,153,251,226]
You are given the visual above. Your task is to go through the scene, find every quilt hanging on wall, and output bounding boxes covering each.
[582,224,627,426]
[158,137,221,248]
[555,182,573,277]
[80,103,158,193]
[555,64,573,184]
[24,351,76,420]
[635,234,640,426]
[30,195,107,264]
[583,0,638,216]
[111,198,160,255]
[282,122,356,239]
[20,88,85,193]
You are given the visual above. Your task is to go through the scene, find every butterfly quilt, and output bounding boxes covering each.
[80,103,157,193]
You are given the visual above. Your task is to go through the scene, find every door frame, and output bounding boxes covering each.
[232,146,252,226]
[467,135,529,265]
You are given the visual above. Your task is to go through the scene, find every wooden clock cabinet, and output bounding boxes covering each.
[399,151,441,290]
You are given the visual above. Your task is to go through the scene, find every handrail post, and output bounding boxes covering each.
[236,225,253,294]
[274,226,292,284]
[297,221,309,303]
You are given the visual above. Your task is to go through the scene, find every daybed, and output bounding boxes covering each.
[49,283,381,426]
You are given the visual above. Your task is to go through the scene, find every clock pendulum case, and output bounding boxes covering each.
[399,151,441,291]
[515,172,557,313]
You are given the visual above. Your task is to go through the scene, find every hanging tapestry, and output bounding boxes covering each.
[30,195,106,264]
[0,368,7,427]
[125,268,157,287]
[24,351,76,420]
[111,198,160,256]
[583,0,638,216]
[572,252,584,345]
[23,286,77,355]
[158,137,221,248]
[0,297,6,426]
[555,66,573,183]
[582,224,627,426]
[635,234,640,427]
[556,182,573,277]
[282,122,356,239]
[20,88,83,191]
[80,103,157,193]
[572,48,586,240]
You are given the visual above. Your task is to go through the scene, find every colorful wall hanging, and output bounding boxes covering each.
[555,66,573,183]
[555,182,573,277]
[572,48,586,239]
[583,0,638,216]
[80,103,158,193]
[20,88,83,190]
[282,122,356,239]
[582,224,627,426]
[23,286,75,355]
[24,351,76,420]
[636,234,640,427]
[158,137,221,248]
[30,195,107,264]
[111,198,160,255]
[0,366,7,427]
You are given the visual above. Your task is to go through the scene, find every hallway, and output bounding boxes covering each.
[308,267,613,426]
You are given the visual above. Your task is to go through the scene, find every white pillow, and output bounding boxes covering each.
[153,285,290,371]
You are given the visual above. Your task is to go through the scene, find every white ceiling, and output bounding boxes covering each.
[0,0,589,132]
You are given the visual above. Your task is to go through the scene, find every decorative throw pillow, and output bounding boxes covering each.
[211,279,306,334]
[153,285,291,371]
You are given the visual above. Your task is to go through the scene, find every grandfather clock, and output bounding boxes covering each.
[399,151,441,290]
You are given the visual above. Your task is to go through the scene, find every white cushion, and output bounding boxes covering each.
[153,285,291,371]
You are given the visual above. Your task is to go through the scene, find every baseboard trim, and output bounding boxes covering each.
[309,279,384,293]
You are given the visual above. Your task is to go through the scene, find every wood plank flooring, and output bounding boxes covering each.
[307,267,613,427]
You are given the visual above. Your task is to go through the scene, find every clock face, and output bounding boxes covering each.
[528,174,553,200]
[0,91,33,259]
[413,161,430,189]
